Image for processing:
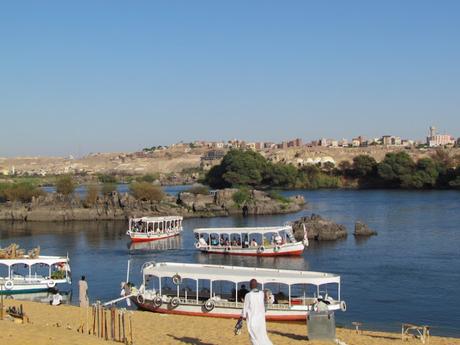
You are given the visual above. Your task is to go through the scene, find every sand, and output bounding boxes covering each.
[0,300,459,345]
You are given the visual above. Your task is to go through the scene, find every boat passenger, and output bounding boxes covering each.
[238,284,249,302]
[275,234,283,245]
[50,290,63,306]
[239,279,273,345]
[199,237,207,247]
[250,239,258,247]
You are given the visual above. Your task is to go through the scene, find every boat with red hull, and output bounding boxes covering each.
[126,216,183,243]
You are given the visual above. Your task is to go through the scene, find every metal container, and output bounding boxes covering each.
[307,311,336,340]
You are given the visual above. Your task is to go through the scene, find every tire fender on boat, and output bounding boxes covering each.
[203,299,215,312]
[257,246,265,254]
[226,246,231,252]
[170,297,180,309]
[46,280,56,288]
[137,294,145,305]
[340,300,347,312]
[4,280,14,290]
[172,274,182,285]
[274,245,281,252]
[195,242,201,249]
[153,296,162,308]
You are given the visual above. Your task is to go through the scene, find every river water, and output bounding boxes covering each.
[1,189,459,336]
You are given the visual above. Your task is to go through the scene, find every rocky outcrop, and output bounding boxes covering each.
[291,214,348,241]
[0,189,305,222]
[354,221,377,236]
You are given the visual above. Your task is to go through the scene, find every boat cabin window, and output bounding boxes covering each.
[148,223,153,232]
[0,265,9,279]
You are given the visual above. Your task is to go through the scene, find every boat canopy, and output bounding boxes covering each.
[143,262,340,286]
[0,255,69,267]
[131,216,183,222]
[194,226,292,235]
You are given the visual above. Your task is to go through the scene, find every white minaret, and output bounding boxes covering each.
[429,126,436,138]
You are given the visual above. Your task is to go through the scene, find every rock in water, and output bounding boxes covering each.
[354,221,377,236]
[291,214,347,241]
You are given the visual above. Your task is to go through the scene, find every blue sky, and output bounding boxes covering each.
[0,1,459,156]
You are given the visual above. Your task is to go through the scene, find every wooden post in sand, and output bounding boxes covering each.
[129,313,133,345]
[118,311,121,342]
[111,307,116,340]
[122,311,126,344]
[1,285,4,320]
[104,308,108,341]
[97,304,100,337]
[92,305,96,335]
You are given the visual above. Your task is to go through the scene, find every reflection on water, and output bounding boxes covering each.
[128,236,182,252]
[1,189,460,336]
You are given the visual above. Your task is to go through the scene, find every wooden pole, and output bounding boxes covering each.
[111,307,115,340]
[1,285,4,320]
[104,308,108,341]
[129,313,133,345]
[118,312,121,342]
[97,304,100,337]
[122,311,126,344]
[92,305,96,335]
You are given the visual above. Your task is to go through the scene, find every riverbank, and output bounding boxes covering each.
[1,300,458,345]
[0,189,305,221]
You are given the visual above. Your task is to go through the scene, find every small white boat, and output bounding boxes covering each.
[0,255,71,294]
[130,262,345,321]
[126,216,183,243]
[193,225,307,257]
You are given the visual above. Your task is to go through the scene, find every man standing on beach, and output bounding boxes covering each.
[239,279,273,345]
[79,275,89,307]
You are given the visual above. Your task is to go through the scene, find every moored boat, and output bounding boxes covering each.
[129,262,345,321]
[193,225,307,257]
[126,216,183,243]
[0,254,71,294]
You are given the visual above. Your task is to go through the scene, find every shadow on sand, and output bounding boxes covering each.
[269,330,307,341]
[167,334,215,345]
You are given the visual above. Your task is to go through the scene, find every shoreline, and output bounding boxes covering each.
[1,300,459,345]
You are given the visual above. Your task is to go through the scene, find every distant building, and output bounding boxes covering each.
[382,135,402,146]
[426,126,455,147]
[200,150,225,170]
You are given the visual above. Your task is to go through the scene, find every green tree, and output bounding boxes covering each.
[352,155,377,177]
[0,182,43,203]
[232,187,251,206]
[97,174,117,184]
[56,175,76,195]
[377,152,415,187]
[205,150,269,188]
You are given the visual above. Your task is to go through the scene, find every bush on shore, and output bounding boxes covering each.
[186,185,210,195]
[0,182,43,203]
[232,187,251,206]
[130,182,164,202]
[85,185,99,206]
[56,175,76,195]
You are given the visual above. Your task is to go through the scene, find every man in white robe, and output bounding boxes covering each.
[240,279,273,345]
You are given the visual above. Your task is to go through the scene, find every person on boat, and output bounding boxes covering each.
[239,279,273,345]
[274,234,283,245]
[238,284,249,302]
[199,236,207,247]
[250,239,258,247]
[50,290,63,306]
[79,275,89,307]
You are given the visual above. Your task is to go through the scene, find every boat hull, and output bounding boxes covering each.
[128,232,181,243]
[132,298,310,321]
[197,242,305,257]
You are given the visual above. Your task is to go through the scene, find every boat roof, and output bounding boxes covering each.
[194,226,292,235]
[0,255,69,267]
[143,262,340,286]
[131,216,183,222]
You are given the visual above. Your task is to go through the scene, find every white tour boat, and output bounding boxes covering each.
[130,262,345,321]
[126,216,183,243]
[193,225,308,257]
[0,255,71,294]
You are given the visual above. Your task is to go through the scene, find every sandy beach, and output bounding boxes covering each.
[1,300,458,345]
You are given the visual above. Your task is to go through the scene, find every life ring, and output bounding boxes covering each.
[4,280,14,290]
[257,246,265,254]
[137,294,145,304]
[170,297,180,309]
[172,274,182,285]
[340,300,347,312]
[203,299,215,312]
[153,296,162,308]
[195,242,201,249]
[225,246,231,252]
[46,280,56,288]
[274,245,281,253]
